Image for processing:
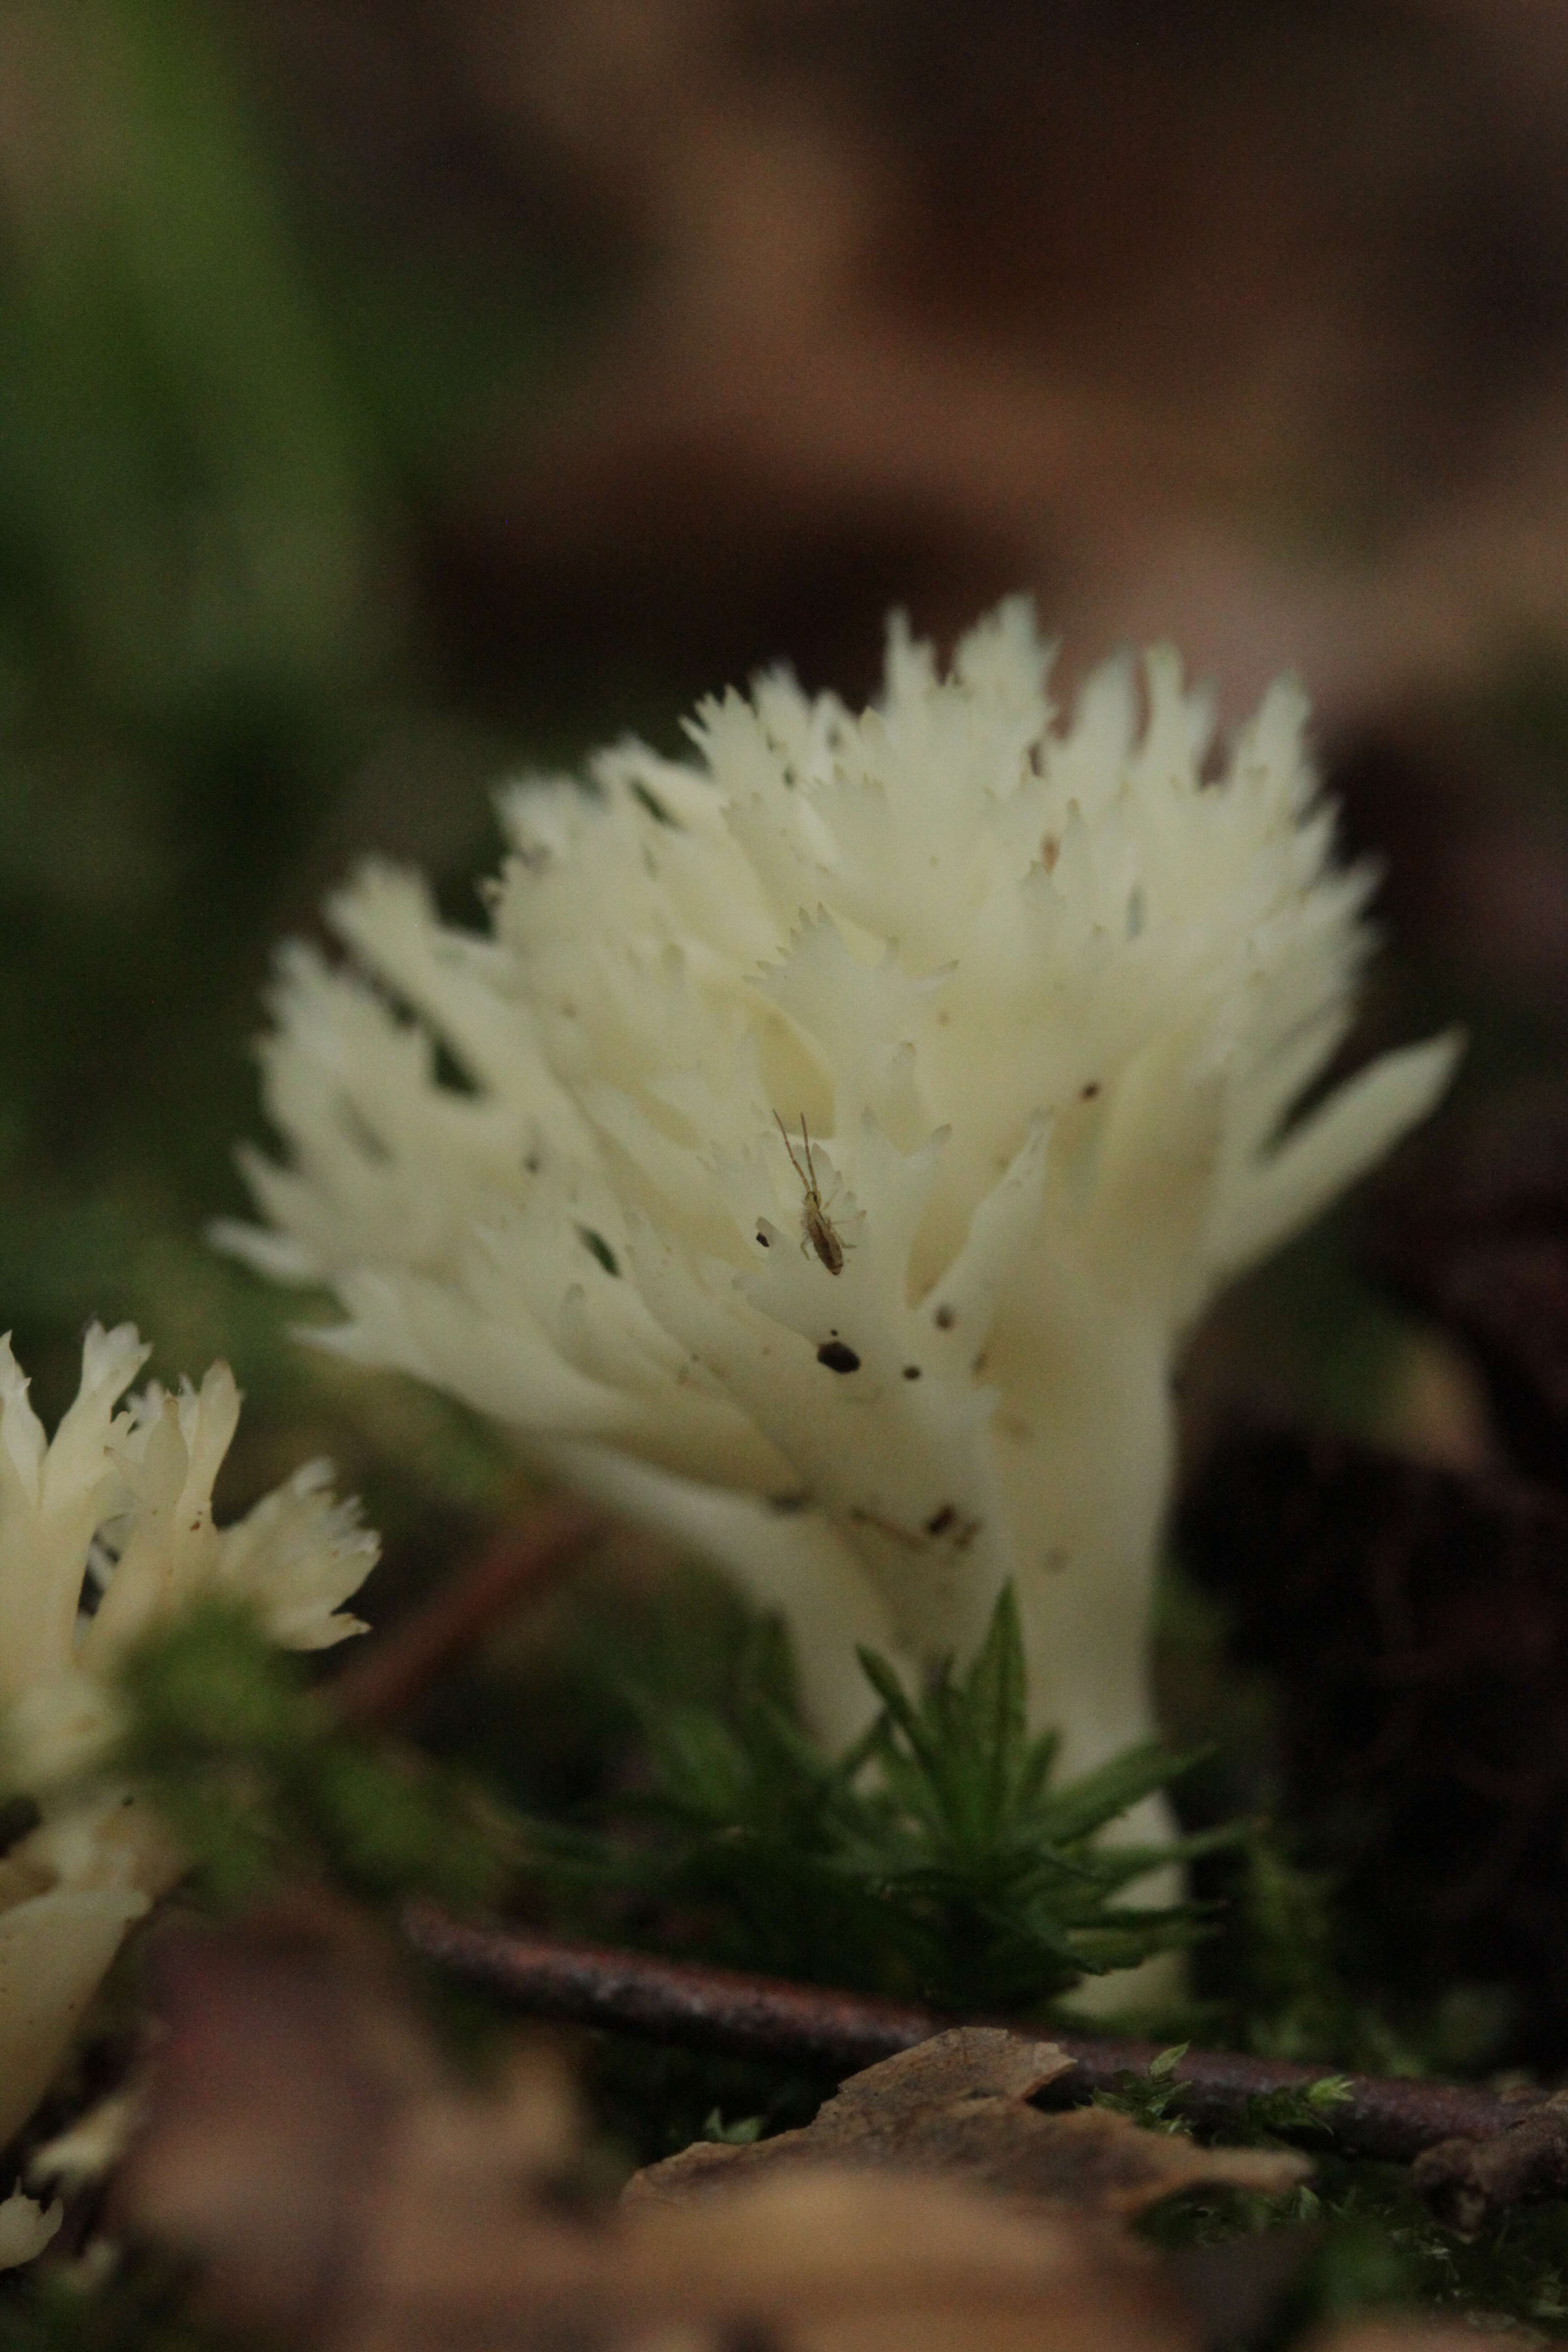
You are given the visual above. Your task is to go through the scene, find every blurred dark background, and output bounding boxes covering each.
[5,0,1568,1527]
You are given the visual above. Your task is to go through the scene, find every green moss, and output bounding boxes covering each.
[0,2260,215,2352]
[1096,2051,1568,2337]
[533,1583,1228,2012]
[104,1596,517,1916]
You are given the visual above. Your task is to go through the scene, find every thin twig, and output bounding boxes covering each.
[331,1501,602,1729]
[402,1909,1544,2166]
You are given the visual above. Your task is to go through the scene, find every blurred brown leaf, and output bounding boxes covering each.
[114,1897,591,2337]
[1311,2330,1519,2352]
[113,1910,1313,2352]
[377,0,1568,724]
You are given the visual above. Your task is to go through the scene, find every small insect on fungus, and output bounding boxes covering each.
[774,1110,847,1274]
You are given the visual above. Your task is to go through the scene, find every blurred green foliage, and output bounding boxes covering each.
[0,0,597,1526]
[110,1594,518,1914]
[0,2256,217,2352]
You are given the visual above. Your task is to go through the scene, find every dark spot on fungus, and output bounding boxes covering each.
[934,1304,956,1330]
[524,1152,541,1175]
[902,1364,921,1380]
[630,779,679,828]
[576,1225,621,1277]
[925,1504,956,1537]
[816,1340,861,1374]
[1080,1081,1101,1101]
[756,1228,770,1247]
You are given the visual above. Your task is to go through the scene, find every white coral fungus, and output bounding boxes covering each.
[0,1323,375,2168]
[219,601,1455,1796]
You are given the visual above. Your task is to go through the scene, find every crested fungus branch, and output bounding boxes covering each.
[0,1322,376,2213]
[217,601,1456,1910]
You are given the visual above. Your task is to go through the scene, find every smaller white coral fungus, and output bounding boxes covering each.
[0,1323,375,2174]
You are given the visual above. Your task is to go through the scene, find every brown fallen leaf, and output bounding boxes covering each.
[1312,2326,1520,2352]
[341,2172,1199,2352]
[109,1908,1245,2352]
[604,2173,1193,2352]
[114,1896,594,2338]
[385,0,1568,731]
[624,2027,1309,2216]
[360,2164,1196,2352]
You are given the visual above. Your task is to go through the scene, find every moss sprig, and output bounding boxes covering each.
[537,1583,1230,2011]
